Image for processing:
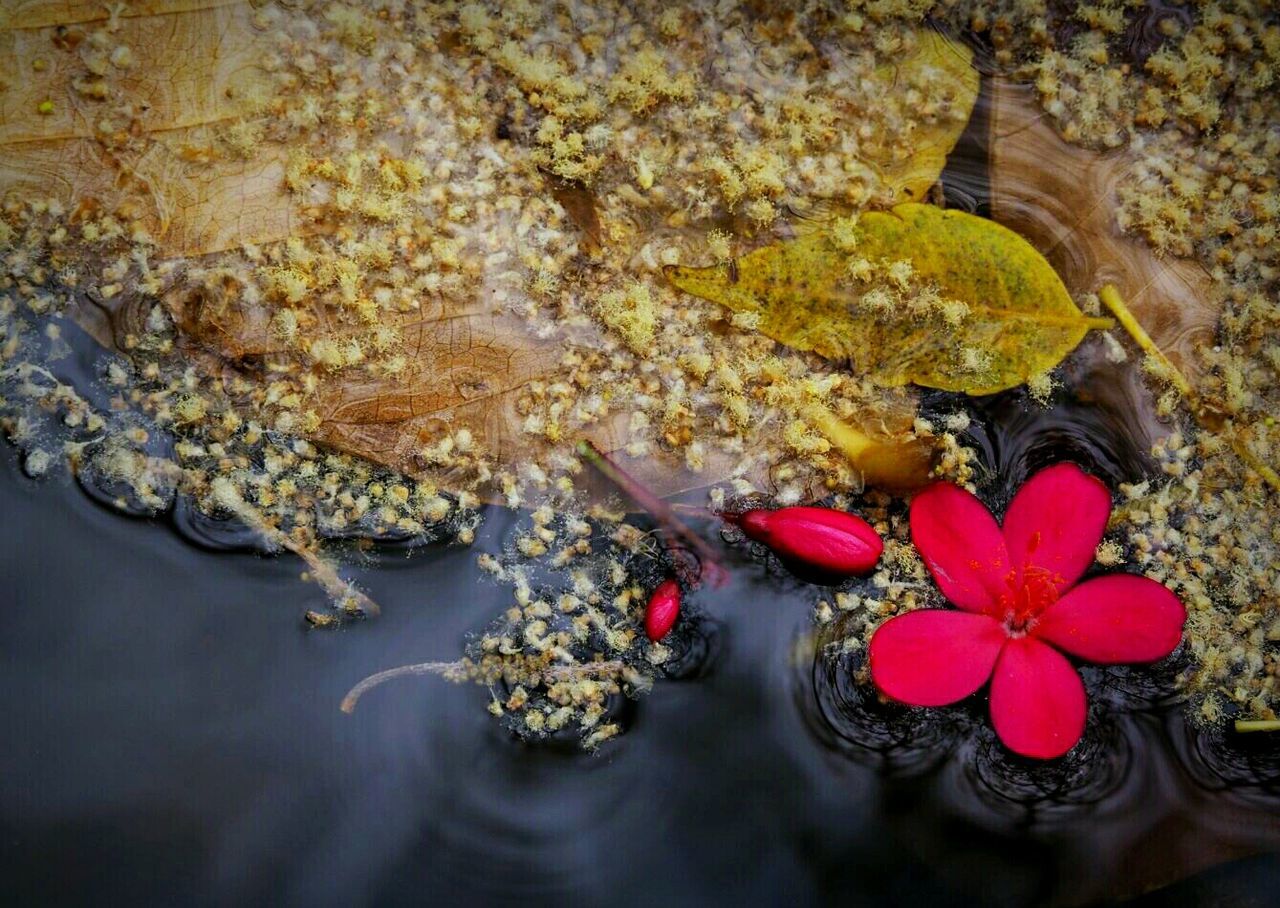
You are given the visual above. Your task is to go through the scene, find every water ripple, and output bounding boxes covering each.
[802,646,959,778]
[1172,717,1280,798]
[961,708,1134,821]
[800,342,1196,822]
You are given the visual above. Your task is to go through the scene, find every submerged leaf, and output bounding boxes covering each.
[0,3,952,504]
[871,29,980,204]
[988,84,1280,492]
[987,81,1217,383]
[665,203,1114,396]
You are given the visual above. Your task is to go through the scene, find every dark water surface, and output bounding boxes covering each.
[4,380,1280,908]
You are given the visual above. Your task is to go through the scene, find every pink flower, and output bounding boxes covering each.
[869,464,1186,760]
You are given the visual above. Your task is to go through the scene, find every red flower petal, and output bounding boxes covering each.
[1001,463,1111,595]
[739,507,883,576]
[644,578,682,642]
[910,482,1015,615]
[869,610,1007,707]
[1033,574,1186,664]
[989,636,1086,759]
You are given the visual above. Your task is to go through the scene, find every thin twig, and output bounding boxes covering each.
[670,502,717,520]
[340,661,465,713]
[576,440,727,587]
[1234,719,1280,733]
[340,658,629,714]
[1098,284,1193,399]
[210,477,382,615]
[545,660,627,680]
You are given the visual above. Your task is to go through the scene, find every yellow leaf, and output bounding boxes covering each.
[664,203,1114,396]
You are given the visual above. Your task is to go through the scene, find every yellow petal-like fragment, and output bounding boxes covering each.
[806,404,935,491]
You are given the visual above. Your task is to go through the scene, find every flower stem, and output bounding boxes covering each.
[670,502,718,521]
[1099,284,1193,399]
[576,440,727,587]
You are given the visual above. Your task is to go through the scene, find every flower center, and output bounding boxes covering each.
[999,566,1062,634]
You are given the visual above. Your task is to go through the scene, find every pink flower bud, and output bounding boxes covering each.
[644,578,681,641]
[738,506,883,577]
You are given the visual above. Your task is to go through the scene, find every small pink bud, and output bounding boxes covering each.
[738,506,883,577]
[644,578,681,641]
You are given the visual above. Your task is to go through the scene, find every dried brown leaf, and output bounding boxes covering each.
[987,81,1218,383]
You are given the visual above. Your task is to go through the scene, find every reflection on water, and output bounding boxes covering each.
[802,621,957,779]
[1175,718,1280,799]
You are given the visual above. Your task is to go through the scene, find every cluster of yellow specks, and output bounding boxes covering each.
[799,414,980,647]
[593,282,657,353]
[843,248,972,333]
[1095,539,1126,567]
[1024,371,1060,407]
[24,0,1275,745]
[946,1,1279,148]
[1115,128,1279,269]
[16,351,472,542]
[807,492,935,655]
[0,0,934,523]
[463,507,670,746]
[1112,434,1280,724]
